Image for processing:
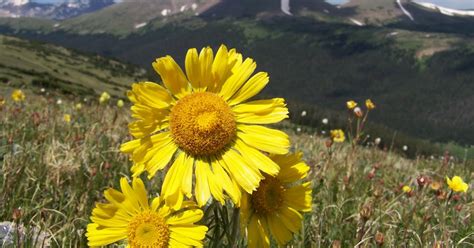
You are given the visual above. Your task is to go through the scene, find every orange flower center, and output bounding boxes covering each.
[170,92,236,156]
[250,177,285,215]
[127,211,169,248]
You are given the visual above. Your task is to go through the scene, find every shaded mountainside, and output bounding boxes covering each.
[2,17,474,146]
[0,35,145,96]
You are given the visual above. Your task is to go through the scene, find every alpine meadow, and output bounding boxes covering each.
[0,0,473,247]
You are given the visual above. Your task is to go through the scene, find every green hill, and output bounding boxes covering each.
[0,35,145,96]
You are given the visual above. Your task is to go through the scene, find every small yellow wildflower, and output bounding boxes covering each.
[346,100,357,109]
[99,91,110,104]
[63,114,71,123]
[402,185,412,193]
[11,89,25,102]
[240,152,312,248]
[117,99,124,108]
[0,97,5,108]
[446,176,469,193]
[365,99,375,110]
[75,103,82,110]
[330,129,345,143]
[86,177,208,247]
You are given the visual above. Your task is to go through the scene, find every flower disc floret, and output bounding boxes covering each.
[250,177,285,215]
[128,211,169,248]
[170,92,236,156]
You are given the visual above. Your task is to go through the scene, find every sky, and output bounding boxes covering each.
[31,0,474,10]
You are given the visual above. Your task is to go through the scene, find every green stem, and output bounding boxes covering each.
[229,207,240,247]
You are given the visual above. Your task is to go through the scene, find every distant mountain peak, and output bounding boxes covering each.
[0,0,114,19]
[1,0,29,6]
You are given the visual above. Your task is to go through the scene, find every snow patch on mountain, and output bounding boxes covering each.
[413,1,474,17]
[281,0,291,15]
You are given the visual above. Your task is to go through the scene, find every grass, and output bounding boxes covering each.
[0,88,472,247]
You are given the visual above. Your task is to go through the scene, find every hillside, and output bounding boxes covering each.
[0,35,145,96]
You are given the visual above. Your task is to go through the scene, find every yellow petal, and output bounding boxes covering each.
[169,226,208,246]
[128,119,169,139]
[278,206,303,233]
[219,58,256,101]
[104,188,125,205]
[181,154,195,198]
[213,157,241,205]
[145,138,178,179]
[166,209,204,225]
[247,216,270,248]
[198,47,214,90]
[185,48,202,90]
[130,82,173,109]
[237,125,290,155]
[209,45,230,90]
[194,159,212,207]
[233,98,288,124]
[162,153,187,209]
[234,139,280,176]
[86,224,127,247]
[272,153,310,183]
[284,182,312,212]
[132,178,149,209]
[152,56,190,99]
[228,72,269,105]
[92,203,117,219]
[267,215,293,245]
[221,149,263,194]
[119,178,141,212]
[120,139,141,154]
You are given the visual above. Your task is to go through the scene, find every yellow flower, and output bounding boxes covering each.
[99,91,111,104]
[330,129,345,143]
[117,99,124,108]
[346,100,357,109]
[0,97,5,107]
[240,152,312,248]
[11,89,25,102]
[446,176,469,193]
[365,99,375,110]
[121,45,289,209]
[86,177,208,247]
[75,103,82,110]
[63,114,71,123]
[402,185,412,193]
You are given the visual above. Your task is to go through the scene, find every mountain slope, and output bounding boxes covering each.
[0,35,145,96]
[6,16,474,145]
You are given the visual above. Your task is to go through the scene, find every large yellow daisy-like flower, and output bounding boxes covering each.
[121,45,289,209]
[240,152,312,248]
[86,177,208,247]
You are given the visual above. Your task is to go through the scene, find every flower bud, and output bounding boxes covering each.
[360,203,373,221]
[375,231,384,246]
[353,107,363,118]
